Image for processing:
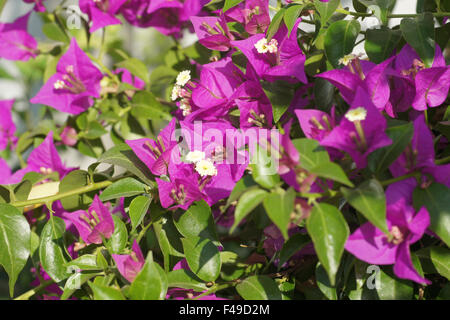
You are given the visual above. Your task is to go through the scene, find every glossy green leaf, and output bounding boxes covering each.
[236,275,282,300]
[341,179,389,234]
[307,203,349,285]
[284,5,305,36]
[89,282,126,300]
[279,233,310,268]
[314,0,340,25]
[324,20,361,68]
[368,122,414,174]
[129,252,168,300]
[250,145,280,189]
[292,138,330,171]
[267,8,286,41]
[230,188,268,233]
[316,263,337,300]
[413,183,450,247]
[129,195,151,231]
[223,0,244,12]
[65,255,102,271]
[310,162,354,187]
[400,12,435,67]
[59,170,90,210]
[173,200,218,242]
[376,268,414,300]
[263,188,295,240]
[107,216,128,254]
[39,217,70,283]
[98,143,154,186]
[181,236,221,282]
[0,204,30,297]
[167,269,208,292]
[99,177,147,201]
[365,27,402,64]
[429,246,450,280]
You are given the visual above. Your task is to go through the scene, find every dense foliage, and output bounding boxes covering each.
[0,0,449,300]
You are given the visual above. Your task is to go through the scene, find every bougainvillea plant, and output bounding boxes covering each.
[0,0,449,301]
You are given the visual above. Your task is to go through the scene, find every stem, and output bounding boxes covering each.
[192,283,234,300]
[436,156,450,165]
[11,180,113,208]
[380,172,420,187]
[137,221,153,243]
[336,8,450,18]
[14,279,54,300]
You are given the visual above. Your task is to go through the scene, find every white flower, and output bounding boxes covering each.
[171,85,181,101]
[179,100,192,116]
[186,150,206,163]
[53,80,66,90]
[176,70,191,86]
[254,38,278,54]
[338,54,357,66]
[195,159,218,177]
[345,107,367,122]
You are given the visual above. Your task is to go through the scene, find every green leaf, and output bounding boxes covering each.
[82,121,108,140]
[65,254,102,271]
[400,12,436,67]
[279,233,310,268]
[324,20,361,68]
[59,170,90,210]
[359,0,396,25]
[42,22,69,43]
[99,177,147,201]
[167,269,208,292]
[368,122,414,174]
[250,145,280,189]
[153,215,185,272]
[107,216,128,254]
[413,183,450,247]
[223,0,244,12]
[116,58,149,85]
[310,162,354,187]
[236,275,282,300]
[222,175,257,213]
[263,188,295,240]
[314,0,340,26]
[0,204,31,297]
[306,203,349,285]
[429,247,450,280]
[365,27,402,64]
[284,5,305,36]
[89,282,126,300]
[129,252,168,300]
[316,263,337,300]
[39,216,70,283]
[173,200,218,242]
[61,272,98,300]
[376,268,414,300]
[230,188,268,233]
[261,80,295,123]
[129,195,151,231]
[267,8,286,40]
[181,236,221,282]
[292,138,330,171]
[131,91,172,121]
[341,179,389,234]
[98,143,154,186]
